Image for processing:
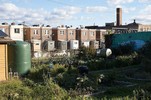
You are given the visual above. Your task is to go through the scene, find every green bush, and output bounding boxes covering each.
[112,42,135,56]
[140,40,151,73]
[77,46,96,60]
[0,79,33,100]
[87,52,140,71]
[50,64,67,76]
[32,78,69,100]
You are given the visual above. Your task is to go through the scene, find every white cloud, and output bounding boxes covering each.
[138,0,150,3]
[80,16,93,20]
[0,3,82,25]
[107,0,134,5]
[123,7,136,13]
[0,3,50,24]
[134,14,151,24]
[52,6,81,15]
[85,6,108,13]
[143,5,151,13]
[49,6,81,22]
[133,5,151,24]
[0,2,109,26]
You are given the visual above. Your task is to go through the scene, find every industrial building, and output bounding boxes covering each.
[85,8,151,34]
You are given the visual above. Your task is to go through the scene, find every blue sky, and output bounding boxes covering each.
[0,0,151,27]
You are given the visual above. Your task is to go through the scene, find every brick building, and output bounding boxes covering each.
[41,25,52,43]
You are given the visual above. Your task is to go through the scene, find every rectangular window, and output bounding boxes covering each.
[60,30,64,35]
[90,32,94,36]
[45,30,48,35]
[83,32,86,36]
[70,31,74,35]
[34,30,38,35]
[14,28,20,33]
[35,43,39,45]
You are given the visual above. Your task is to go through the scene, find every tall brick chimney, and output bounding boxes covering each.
[116,8,122,26]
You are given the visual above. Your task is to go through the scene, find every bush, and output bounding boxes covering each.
[0,79,33,100]
[87,52,140,71]
[32,78,69,100]
[112,42,135,56]
[77,46,96,60]
[140,40,151,73]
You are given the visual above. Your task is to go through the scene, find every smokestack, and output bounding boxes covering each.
[116,8,122,26]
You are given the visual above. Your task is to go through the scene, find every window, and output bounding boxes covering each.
[90,32,94,36]
[35,43,39,45]
[70,31,74,35]
[83,32,86,36]
[14,28,20,33]
[60,30,64,35]
[34,30,38,35]
[45,30,49,35]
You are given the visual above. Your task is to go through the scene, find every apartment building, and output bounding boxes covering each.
[24,25,42,52]
[52,25,67,41]
[76,27,89,47]
[76,27,89,41]
[26,25,41,41]
[10,23,24,41]
[41,25,52,43]
[52,25,76,41]
[96,29,107,42]
[66,27,76,41]
[88,29,96,41]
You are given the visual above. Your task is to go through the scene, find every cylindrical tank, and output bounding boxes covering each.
[97,48,112,57]
[8,41,31,75]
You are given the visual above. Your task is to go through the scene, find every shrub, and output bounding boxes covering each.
[140,40,151,73]
[77,46,96,60]
[0,79,33,100]
[87,52,140,71]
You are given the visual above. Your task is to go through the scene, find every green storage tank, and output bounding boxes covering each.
[8,41,31,75]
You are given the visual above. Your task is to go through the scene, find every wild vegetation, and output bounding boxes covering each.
[1,41,151,99]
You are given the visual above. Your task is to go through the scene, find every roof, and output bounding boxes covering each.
[127,20,141,26]
[0,37,15,44]
[0,30,8,38]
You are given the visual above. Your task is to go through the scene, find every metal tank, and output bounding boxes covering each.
[8,41,31,75]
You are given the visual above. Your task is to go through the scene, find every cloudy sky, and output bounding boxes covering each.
[0,0,151,27]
